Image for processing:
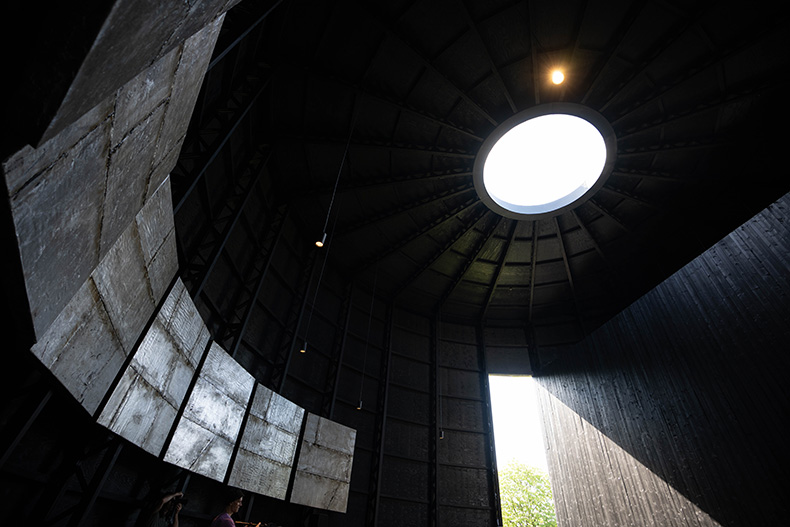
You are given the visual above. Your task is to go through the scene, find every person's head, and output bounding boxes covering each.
[223,488,245,516]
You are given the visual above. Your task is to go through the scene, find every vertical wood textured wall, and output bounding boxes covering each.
[534,193,789,526]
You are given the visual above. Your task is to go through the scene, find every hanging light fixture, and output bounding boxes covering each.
[315,93,363,249]
[299,95,363,353]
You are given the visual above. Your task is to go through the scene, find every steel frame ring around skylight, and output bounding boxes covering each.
[473,103,617,220]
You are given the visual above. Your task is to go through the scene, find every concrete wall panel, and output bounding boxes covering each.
[100,104,167,254]
[30,179,178,414]
[291,413,356,513]
[160,280,212,364]
[164,343,254,481]
[4,5,222,343]
[42,1,231,143]
[31,278,126,414]
[97,368,179,456]
[229,386,305,499]
[92,221,156,352]
[154,16,224,167]
[9,122,111,338]
[290,471,351,513]
[98,278,208,455]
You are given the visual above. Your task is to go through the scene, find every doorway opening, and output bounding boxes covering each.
[489,375,557,527]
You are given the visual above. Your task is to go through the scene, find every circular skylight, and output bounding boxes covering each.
[474,103,616,219]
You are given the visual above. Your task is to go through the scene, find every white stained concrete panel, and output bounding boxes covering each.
[92,177,178,353]
[30,179,178,415]
[31,278,126,414]
[158,279,211,363]
[228,385,305,499]
[290,414,357,513]
[164,343,254,481]
[98,278,209,456]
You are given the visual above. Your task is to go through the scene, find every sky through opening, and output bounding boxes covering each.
[489,375,548,471]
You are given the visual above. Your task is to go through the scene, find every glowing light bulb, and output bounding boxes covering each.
[315,232,327,247]
[551,70,565,85]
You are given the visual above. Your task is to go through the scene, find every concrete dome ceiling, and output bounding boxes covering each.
[173,0,789,344]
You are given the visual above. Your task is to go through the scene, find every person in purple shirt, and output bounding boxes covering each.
[211,489,245,527]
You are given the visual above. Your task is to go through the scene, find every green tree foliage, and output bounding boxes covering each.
[498,460,557,527]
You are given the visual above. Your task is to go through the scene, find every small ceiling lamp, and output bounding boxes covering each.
[299,96,364,354]
[551,69,565,85]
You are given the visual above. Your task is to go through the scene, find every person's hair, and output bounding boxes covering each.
[223,488,245,507]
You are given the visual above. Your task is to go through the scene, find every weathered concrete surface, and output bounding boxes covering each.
[101,104,167,255]
[30,278,126,414]
[153,15,225,177]
[291,413,356,512]
[41,1,237,144]
[164,342,254,481]
[157,280,212,361]
[291,472,351,513]
[98,279,209,455]
[3,14,223,342]
[228,386,305,499]
[30,179,178,414]
[6,122,111,339]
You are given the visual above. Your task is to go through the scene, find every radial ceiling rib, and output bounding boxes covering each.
[335,183,477,237]
[352,196,482,274]
[209,0,285,71]
[289,64,484,142]
[287,135,477,159]
[479,219,518,322]
[611,167,693,183]
[615,81,774,141]
[363,4,499,126]
[310,0,341,62]
[303,168,473,198]
[610,22,779,124]
[567,210,607,263]
[586,199,631,234]
[556,0,590,102]
[526,1,541,106]
[527,221,539,323]
[553,216,586,334]
[457,0,517,114]
[617,137,721,157]
[391,205,492,299]
[598,3,711,113]
[600,185,667,213]
[434,214,505,314]
[579,0,649,105]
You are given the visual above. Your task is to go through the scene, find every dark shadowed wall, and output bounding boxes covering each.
[534,193,789,526]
